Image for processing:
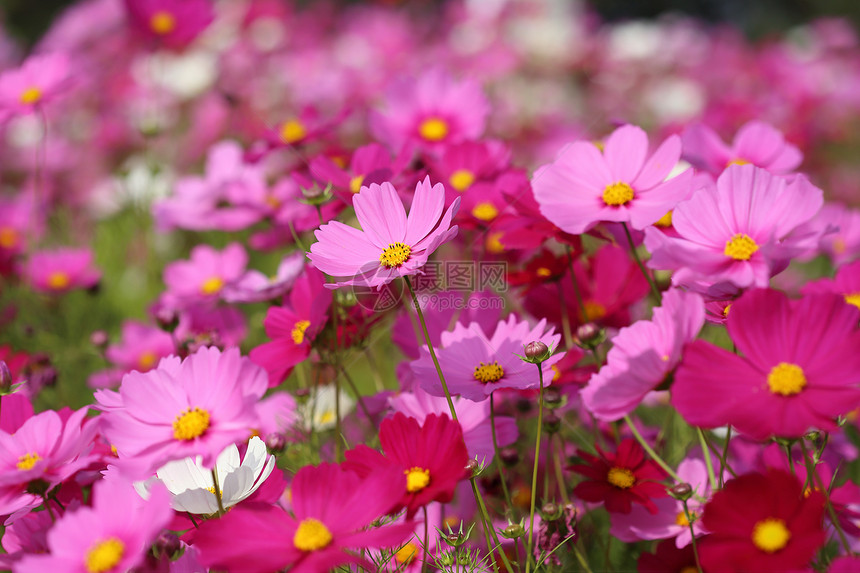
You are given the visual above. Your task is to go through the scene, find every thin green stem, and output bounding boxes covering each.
[719,426,732,488]
[682,500,704,573]
[697,428,717,492]
[211,468,225,516]
[623,415,681,482]
[800,439,854,557]
[553,434,571,506]
[469,478,510,573]
[621,222,660,300]
[525,366,546,573]
[405,276,457,422]
[490,393,514,513]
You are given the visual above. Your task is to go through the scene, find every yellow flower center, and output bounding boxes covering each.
[727,158,750,167]
[293,518,333,552]
[724,233,759,260]
[845,293,860,310]
[581,300,606,322]
[149,11,176,35]
[349,174,364,194]
[395,541,419,564]
[318,410,335,425]
[536,267,552,277]
[474,361,505,384]
[20,87,42,105]
[654,211,673,227]
[138,351,158,370]
[291,320,311,344]
[675,510,696,527]
[450,169,475,192]
[551,364,560,382]
[767,362,806,396]
[602,182,634,206]
[16,452,40,471]
[751,518,790,553]
[418,117,449,141]
[607,467,636,489]
[0,227,18,249]
[47,271,71,290]
[723,304,732,318]
[172,407,211,441]
[280,119,307,144]
[405,467,431,492]
[200,276,224,295]
[485,232,505,254]
[833,237,846,255]
[85,537,125,573]
[379,242,411,268]
[472,202,498,221]
[679,568,699,573]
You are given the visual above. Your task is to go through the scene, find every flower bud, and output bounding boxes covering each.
[575,322,605,348]
[522,340,552,364]
[265,432,287,453]
[543,410,561,434]
[541,502,561,520]
[0,361,12,393]
[500,522,525,539]
[668,482,693,501]
[544,388,563,408]
[154,532,181,557]
[465,459,481,478]
[90,330,109,350]
[500,446,519,467]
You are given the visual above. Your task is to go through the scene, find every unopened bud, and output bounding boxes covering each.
[522,340,552,364]
[668,482,693,501]
[154,532,181,557]
[300,183,333,206]
[500,522,525,539]
[154,307,179,332]
[0,361,12,392]
[90,330,109,349]
[500,446,519,467]
[543,410,561,434]
[575,322,606,349]
[544,388,562,408]
[465,459,481,477]
[265,432,287,453]
[541,502,561,520]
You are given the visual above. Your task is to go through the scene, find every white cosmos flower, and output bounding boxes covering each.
[300,384,355,432]
[135,436,275,514]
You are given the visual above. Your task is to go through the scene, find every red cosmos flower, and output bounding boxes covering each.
[343,413,469,518]
[637,538,700,572]
[698,470,826,573]
[570,439,668,514]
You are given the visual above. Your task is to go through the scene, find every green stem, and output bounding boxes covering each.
[470,477,514,573]
[623,415,681,482]
[211,468,225,516]
[621,222,660,300]
[404,276,457,422]
[719,426,732,488]
[553,434,571,505]
[682,500,704,573]
[525,366,546,573]
[800,439,854,556]
[490,393,514,513]
[697,428,717,492]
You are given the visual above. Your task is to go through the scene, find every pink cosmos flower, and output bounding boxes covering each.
[15,478,172,573]
[221,251,306,304]
[23,248,101,294]
[532,124,693,234]
[308,177,459,289]
[163,242,247,305]
[388,386,518,463]
[410,315,563,402]
[672,288,860,440]
[803,258,860,311]
[644,165,823,292]
[0,507,53,569]
[796,202,860,267]
[0,52,70,119]
[427,140,512,201]
[309,143,411,203]
[105,320,175,374]
[369,69,489,151]
[249,265,332,386]
[125,0,214,50]
[194,463,414,573]
[582,289,704,421]
[95,346,266,477]
[0,407,97,518]
[682,120,803,176]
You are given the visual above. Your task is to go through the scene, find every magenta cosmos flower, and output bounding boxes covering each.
[308,177,459,289]
[0,52,69,119]
[532,124,693,234]
[645,165,823,292]
[104,320,175,374]
[411,315,563,402]
[15,478,172,573]
[125,0,214,50]
[581,288,705,421]
[344,413,469,518]
[194,463,414,573]
[682,120,803,176]
[24,248,101,294]
[672,288,860,440]
[95,346,266,477]
[369,69,489,151]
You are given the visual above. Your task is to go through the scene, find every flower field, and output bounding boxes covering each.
[2,1,860,571]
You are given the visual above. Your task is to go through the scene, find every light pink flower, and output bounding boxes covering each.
[23,248,101,294]
[532,124,693,234]
[105,320,175,374]
[95,346,266,477]
[682,120,803,176]
[644,165,823,292]
[308,177,459,289]
[410,315,563,402]
[0,53,70,119]
[581,289,704,421]
[163,242,247,304]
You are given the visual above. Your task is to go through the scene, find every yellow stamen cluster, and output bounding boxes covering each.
[20,87,42,105]
[85,537,125,573]
[16,452,41,471]
[395,542,419,565]
[418,118,449,141]
[602,182,634,206]
[172,407,211,441]
[767,362,806,396]
[349,175,365,194]
[724,233,759,260]
[405,467,431,492]
[474,361,504,384]
[138,351,158,370]
[47,271,71,290]
[379,242,411,268]
[291,320,311,344]
[727,158,750,167]
[845,293,860,310]
[751,518,791,553]
[654,211,674,227]
[449,169,475,192]
[471,202,498,222]
[280,119,307,144]
[0,227,18,249]
[149,11,176,35]
[293,518,333,552]
[606,467,636,489]
[200,277,224,295]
